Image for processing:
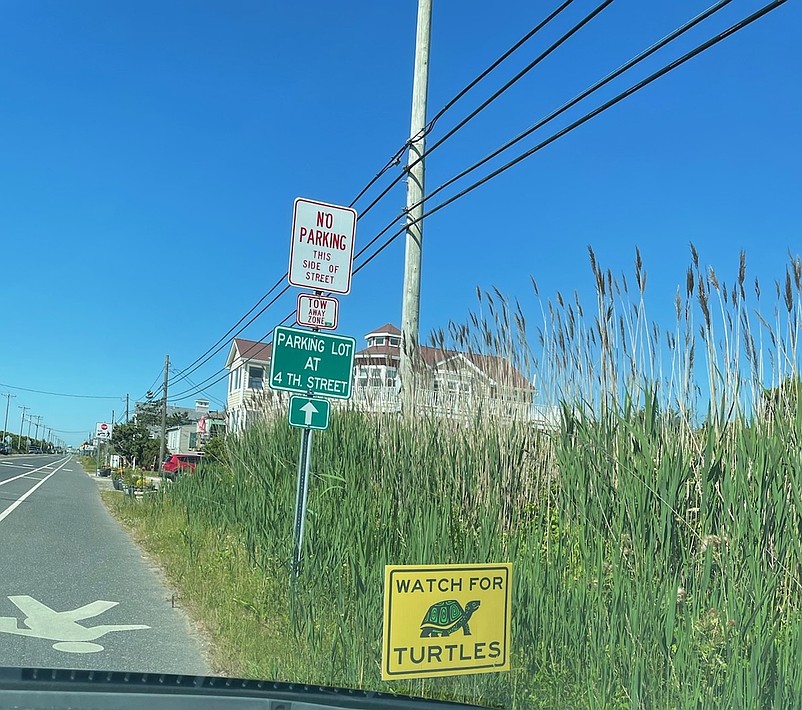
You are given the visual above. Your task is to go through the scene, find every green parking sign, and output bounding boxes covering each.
[269,326,355,400]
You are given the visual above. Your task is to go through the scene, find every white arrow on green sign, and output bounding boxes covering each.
[288,396,330,430]
[269,325,356,400]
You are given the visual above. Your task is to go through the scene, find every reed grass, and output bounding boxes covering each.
[113,247,802,708]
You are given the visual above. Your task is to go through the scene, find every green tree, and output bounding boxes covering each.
[167,410,191,427]
[202,435,228,464]
[135,400,191,428]
[134,400,163,427]
[112,422,163,467]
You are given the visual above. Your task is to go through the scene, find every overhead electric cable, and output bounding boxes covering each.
[168,2,581,385]
[166,0,785,403]
[351,0,789,276]
[0,383,122,400]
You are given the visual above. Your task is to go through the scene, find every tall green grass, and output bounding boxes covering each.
[120,247,802,708]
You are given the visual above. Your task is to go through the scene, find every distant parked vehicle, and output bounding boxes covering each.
[161,453,204,479]
[0,443,10,455]
[27,445,42,454]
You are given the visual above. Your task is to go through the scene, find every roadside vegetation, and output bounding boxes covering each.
[105,247,802,708]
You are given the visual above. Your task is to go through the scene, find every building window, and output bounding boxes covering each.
[390,337,400,346]
[248,366,264,389]
[231,367,241,391]
[375,336,385,346]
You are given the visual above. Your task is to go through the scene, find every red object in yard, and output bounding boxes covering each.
[161,453,203,479]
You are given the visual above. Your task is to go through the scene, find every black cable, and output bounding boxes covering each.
[400,0,739,225]
[352,0,615,231]
[0,382,122,400]
[167,0,785,404]
[168,3,581,386]
[169,274,286,387]
[353,0,789,276]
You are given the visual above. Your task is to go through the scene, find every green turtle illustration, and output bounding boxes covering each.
[419,599,480,638]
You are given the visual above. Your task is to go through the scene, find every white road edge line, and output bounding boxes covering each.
[0,458,73,524]
[0,457,71,488]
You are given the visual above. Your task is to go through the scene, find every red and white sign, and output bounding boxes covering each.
[95,422,111,440]
[296,293,339,330]
[289,197,356,295]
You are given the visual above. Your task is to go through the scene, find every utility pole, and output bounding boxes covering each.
[2,392,15,441]
[125,394,129,423]
[399,0,432,418]
[19,406,29,452]
[33,415,42,443]
[158,355,169,474]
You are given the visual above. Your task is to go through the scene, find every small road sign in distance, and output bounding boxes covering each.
[289,198,356,295]
[296,293,339,330]
[269,326,355,400]
[288,396,331,430]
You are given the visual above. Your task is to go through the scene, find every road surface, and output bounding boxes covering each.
[0,453,209,674]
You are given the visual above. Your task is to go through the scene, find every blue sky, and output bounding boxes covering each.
[1,0,799,446]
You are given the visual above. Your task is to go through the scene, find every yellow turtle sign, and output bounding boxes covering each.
[382,563,512,680]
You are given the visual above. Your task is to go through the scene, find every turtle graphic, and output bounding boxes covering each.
[419,599,480,638]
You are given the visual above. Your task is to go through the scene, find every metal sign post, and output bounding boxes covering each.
[292,420,314,577]
[285,197,358,580]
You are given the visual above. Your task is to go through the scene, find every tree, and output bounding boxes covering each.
[134,400,163,427]
[202,435,228,465]
[112,422,162,467]
[135,400,192,428]
[167,410,191,427]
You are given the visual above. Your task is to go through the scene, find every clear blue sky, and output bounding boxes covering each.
[1,0,799,446]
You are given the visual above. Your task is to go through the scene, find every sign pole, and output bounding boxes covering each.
[292,425,313,576]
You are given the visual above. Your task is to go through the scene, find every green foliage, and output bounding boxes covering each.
[201,435,228,464]
[104,248,802,708]
[112,422,163,469]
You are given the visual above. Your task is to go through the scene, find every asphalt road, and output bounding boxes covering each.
[0,454,210,675]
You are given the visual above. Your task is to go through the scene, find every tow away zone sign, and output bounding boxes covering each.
[296,293,339,330]
[382,563,512,680]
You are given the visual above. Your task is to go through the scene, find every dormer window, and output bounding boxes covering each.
[375,336,385,346]
[390,337,400,346]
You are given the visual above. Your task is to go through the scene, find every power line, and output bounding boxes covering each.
[0,382,122,400]
[391,0,741,232]
[168,274,286,389]
[351,0,615,231]
[165,0,786,404]
[167,366,226,408]
[353,0,790,276]
[167,3,580,388]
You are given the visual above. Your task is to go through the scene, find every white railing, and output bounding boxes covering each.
[339,385,542,423]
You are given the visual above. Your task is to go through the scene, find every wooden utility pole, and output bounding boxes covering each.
[19,406,28,452]
[158,355,169,473]
[399,0,432,418]
[2,392,15,441]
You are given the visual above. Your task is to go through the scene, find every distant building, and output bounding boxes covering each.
[224,323,545,431]
[225,338,283,433]
[350,323,537,420]
[134,398,225,440]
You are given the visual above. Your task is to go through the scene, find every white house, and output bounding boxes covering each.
[225,338,284,433]
[224,324,540,429]
[350,323,537,419]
